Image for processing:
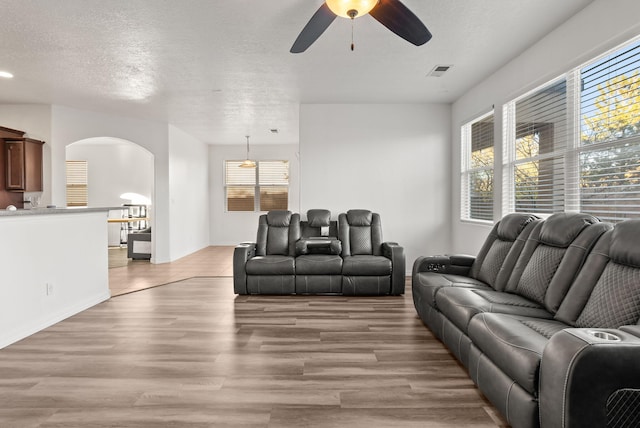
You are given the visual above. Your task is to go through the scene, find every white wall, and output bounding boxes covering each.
[451,0,640,255]
[50,105,172,262]
[0,104,53,205]
[66,138,154,246]
[168,125,210,260]
[300,104,451,272]
[0,211,110,348]
[209,144,300,245]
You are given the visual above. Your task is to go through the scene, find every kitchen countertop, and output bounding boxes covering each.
[0,207,124,217]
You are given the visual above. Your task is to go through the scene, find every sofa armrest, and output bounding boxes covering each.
[540,327,640,428]
[382,242,405,295]
[412,254,476,277]
[233,242,256,295]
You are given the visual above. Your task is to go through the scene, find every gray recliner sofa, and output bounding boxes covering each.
[234,209,404,295]
[413,212,640,427]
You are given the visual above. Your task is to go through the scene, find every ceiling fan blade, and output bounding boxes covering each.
[290,3,337,53]
[369,0,432,46]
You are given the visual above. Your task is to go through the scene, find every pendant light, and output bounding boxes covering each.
[239,135,256,168]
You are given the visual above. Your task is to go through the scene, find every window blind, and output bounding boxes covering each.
[504,79,568,215]
[579,39,640,222]
[258,161,289,211]
[66,160,88,207]
[225,160,256,211]
[224,160,289,212]
[461,112,494,221]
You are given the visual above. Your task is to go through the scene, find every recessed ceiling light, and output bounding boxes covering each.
[0,71,14,79]
[270,129,279,134]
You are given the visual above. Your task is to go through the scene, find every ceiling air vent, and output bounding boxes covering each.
[428,65,452,77]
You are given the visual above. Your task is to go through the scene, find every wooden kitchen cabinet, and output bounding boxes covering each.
[5,138,44,192]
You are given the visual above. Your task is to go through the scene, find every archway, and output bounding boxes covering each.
[65,137,154,266]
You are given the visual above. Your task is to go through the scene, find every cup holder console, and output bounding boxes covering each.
[586,330,621,341]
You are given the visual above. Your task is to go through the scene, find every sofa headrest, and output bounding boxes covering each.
[539,212,599,247]
[307,209,331,228]
[267,210,292,227]
[610,220,640,267]
[347,209,373,226]
[497,213,538,241]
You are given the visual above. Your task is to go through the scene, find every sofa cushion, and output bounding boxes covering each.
[538,212,598,248]
[342,255,392,276]
[347,209,372,226]
[468,313,568,395]
[295,254,343,275]
[505,216,611,314]
[436,287,553,334]
[307,209,331,228]
[515,245,566,305]
[246,255,295,275]
[413,272,491,308]
[609,219,640,267]
[574,261,640,328]
[267,210,292,227]
[468,213,540,291]
[497,213,538,242]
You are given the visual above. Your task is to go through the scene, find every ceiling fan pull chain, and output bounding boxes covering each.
[351,18,355,51]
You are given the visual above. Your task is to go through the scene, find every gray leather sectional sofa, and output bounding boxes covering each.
[233,209,405,295]
[413,212,640,428]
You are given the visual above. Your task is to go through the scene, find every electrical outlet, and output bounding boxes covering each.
[46,283,54,296]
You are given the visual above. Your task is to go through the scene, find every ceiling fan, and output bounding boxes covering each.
[290,0,432,53]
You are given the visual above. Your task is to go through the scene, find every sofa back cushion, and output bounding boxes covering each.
[339,210,383,256]
[469,213,540,290]
[301,209,338,238]
[505,213,610,313]
[556,220,640,328]
[256,210,301,256]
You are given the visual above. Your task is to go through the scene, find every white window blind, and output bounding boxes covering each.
[579,39,640,222]
[258,160,289,211]
[503,78,568,216]
[66,160,88,207]
[225,160,256,211]
[461,111,494,221]
[224,160,289,212]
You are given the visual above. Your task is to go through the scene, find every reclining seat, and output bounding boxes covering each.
[434,212,611,365]
[295,209,343,293]
[465,219,638,428]
[339,209,405,295]
[412,213,540,340]
[233,210,300,294]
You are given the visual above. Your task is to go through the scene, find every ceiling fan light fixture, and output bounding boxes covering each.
[326,0,378,19]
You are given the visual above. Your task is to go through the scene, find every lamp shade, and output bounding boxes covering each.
[239,159,256,168]
[326,0,378,18]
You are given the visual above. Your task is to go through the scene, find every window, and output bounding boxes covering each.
[66,160,88,207]
[225,160,289,211]
[503,78,568,216]
[579,39,640,222]
[461,111,494,221]
[501,37,640,222]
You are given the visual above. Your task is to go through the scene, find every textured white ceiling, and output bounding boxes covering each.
[0,0,594,145]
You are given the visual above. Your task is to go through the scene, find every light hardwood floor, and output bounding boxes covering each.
[0,248,509,427]
[109,246,234,296]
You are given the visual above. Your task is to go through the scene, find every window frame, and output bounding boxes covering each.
[224,159,289,212]
[461,110,495,223]
[500,35,640,223]
[502,75,569,217]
